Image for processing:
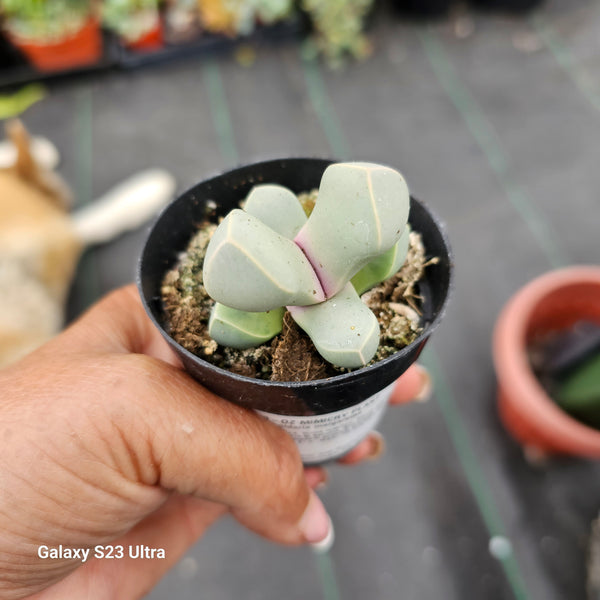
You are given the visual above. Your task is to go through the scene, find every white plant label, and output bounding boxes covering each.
[257,382,394,463]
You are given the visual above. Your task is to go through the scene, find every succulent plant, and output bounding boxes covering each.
[301,0,374,68]
[101,0,160,43]
[351,225,410,295]
[294,162,409,298]
[202,162,411,368]
[0,0,91,41]
[203,208,326,311]
[197,0,294,36]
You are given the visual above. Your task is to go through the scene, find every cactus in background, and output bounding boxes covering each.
[202,162,411,368]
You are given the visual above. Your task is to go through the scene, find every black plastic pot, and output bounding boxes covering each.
[390,0,455,20]
[469,0,545,13]
[138,158,452,462]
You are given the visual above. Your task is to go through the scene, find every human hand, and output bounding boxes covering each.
[0,285,431,599]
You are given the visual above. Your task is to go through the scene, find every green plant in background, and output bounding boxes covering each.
[301,0,374,68]
[0,0,374,67]
[203,162,411,368]
[198,0,294,37]
[101,0,160,42]
[0,84,46,119]
[196,0,372,61]
[556,352,600,428]
[253,0,293,24]
[232,0,295,35]
[0,0,92,41]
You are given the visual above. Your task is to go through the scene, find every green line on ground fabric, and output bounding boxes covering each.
[418,29,540,598]
[300,24,531,600]
[203,58,239,166]
[298,45,529,599]
[421,347,530,600]
[75,87,100,312]
[418,29,567,269]
[314,552,341,600]
[300,55,345,600]
[300,58,349,160]
[531,14,600,113]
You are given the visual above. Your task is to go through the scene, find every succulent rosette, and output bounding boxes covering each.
[203,162,410,368]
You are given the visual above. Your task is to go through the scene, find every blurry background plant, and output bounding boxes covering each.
[0,0,102,72]
[198,0,294,37]
[301,0,374,68]
[163,0,201,43]
[0,0,93,41]
[0,0,381,72]
[101,0,162,48]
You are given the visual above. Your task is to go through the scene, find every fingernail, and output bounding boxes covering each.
[299,490,333,549]
[414,364,432,402]
[366,431,385,460]
[305,467,329,490]
[311,515,335,554]
[315,470,329,490]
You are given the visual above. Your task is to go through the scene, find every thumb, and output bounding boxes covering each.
[131,360,331,546]
[53,286,332,548]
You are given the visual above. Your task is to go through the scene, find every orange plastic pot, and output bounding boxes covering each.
[125,21,163,52]
[7,18,102,73]
[493,266,600,457]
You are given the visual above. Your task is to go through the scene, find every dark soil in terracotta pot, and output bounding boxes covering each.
[530,321,600,429]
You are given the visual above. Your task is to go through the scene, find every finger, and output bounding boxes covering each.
[304,467,328,489]
[48,284,181,366]
[95,495,226,597]
[336,432,385,465]
[389,364,432,405]
[29,495,227,600]
[68,350,331,547]
[45,286,332,546]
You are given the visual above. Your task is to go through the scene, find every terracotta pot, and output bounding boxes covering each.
[493,266,600,458]
[125,20,163,52]
[7,18,102,73]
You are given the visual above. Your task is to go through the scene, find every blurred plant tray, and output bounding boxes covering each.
[0,17,305,90]
[0,31,120,90]
[116,16,306,69]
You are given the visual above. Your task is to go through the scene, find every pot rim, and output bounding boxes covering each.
[138,157,454,389]
[5,16,98,46]
[492,265,600,449]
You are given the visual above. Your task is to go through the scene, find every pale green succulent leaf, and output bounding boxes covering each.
[244,184,307,239]
[208,304,284,349]
[203,209,325,312]
[351,225,410,295]
[295,162,410,298]
[288,283,380,368]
